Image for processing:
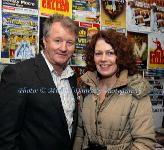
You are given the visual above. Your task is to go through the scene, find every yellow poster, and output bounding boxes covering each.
[101,0,126,29]
[40,0,72,17]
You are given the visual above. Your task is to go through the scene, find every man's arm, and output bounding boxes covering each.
[0,65,26,150]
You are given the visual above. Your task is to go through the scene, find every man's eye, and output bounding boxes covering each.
[67,41,75,46]
[54,39,61,44]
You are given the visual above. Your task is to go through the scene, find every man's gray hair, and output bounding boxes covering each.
[43,14,78,37]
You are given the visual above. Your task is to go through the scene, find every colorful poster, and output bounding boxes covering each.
[126,0,161,33]
[2,0,38,15]
[1,12,39,64]
[148,33,164,69]
[40,0,72,17]
[70,21,100,66]
[127,32,148,69]
[72,0,100,23]
[101,0,126,30]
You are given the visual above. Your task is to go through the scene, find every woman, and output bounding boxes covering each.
[74,29,156,150]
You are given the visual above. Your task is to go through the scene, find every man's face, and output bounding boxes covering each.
[43,22,76,69]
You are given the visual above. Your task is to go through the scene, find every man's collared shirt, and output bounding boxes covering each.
[41,51,75,137]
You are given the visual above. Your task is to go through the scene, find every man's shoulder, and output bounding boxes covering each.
[4,55,40,75]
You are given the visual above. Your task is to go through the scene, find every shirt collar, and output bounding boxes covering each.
[41,50,74,79]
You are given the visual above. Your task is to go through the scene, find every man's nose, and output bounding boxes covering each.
[60,41,67,51]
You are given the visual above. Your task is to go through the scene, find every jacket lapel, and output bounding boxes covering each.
[34,53,70,139]
[34,53,54,87]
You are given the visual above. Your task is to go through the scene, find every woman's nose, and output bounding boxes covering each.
[101,53,107,61]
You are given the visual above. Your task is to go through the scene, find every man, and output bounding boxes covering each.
[0,14,79,150]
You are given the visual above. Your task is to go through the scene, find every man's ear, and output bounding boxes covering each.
[43,36,47,48]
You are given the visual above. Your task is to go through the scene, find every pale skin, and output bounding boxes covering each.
[43,22,76,76]
[94,38,118,103]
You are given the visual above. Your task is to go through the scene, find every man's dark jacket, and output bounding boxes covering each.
[0,53,78,150]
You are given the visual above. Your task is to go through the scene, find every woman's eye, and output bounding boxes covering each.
[94,52,102,56]
[106,51,115,56]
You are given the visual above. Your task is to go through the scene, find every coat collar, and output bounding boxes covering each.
[81,70,129,89]
[80,70,151,100]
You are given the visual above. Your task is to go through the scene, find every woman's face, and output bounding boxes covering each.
[94,38,117,78]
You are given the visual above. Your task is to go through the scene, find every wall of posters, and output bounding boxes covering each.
[0,0,163,132]
[126,1,164,130]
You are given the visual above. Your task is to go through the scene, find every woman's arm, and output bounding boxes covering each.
[130,96,156,150]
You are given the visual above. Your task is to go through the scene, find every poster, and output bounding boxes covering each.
[1,12,39,64]
[40,0,72,17]
[148,32,164,69]
[150,8,164,32]
[2,0,38,15]
[101,0,126,30]
[70,21,100,66]
[126,0,164,33]
[126,0,151,33]
[127,32,148,69]
[72,0,100,23]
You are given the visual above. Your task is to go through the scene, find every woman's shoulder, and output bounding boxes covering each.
[127,73,151,100]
